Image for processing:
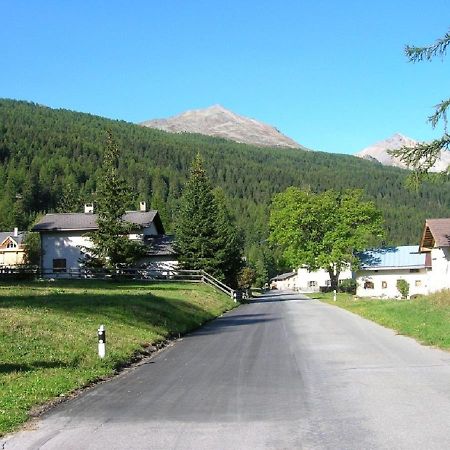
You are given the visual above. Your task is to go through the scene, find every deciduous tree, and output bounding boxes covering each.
[269,187,384,290]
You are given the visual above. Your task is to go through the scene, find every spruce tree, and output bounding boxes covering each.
[175,154,219,274]
[175,155,243,284]
[87,132,145,269]
[212,188,243,287]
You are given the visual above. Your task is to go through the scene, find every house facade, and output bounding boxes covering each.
[0,229,26,267]
[32,203,176,277]
[296,266,353,292]
[270,272,297,290]
[419,218,450,293]
[356,246,430,298]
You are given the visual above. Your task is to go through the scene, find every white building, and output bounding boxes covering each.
[270,272,297,290]
[356,219,450,298]
[32,203,177,277]
[296,266,353,292]
[419,218,450,293]
[0,229,26,267]
[356,246,430,298]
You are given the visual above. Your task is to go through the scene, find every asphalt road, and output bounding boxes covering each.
[3,291,450,449]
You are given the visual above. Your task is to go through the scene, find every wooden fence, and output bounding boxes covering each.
[0,267,238,300]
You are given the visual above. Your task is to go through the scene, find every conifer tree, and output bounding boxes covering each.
[212,188,243,287]
[391,29,450,180]
[87,132,145,269]
[175,155,242,284]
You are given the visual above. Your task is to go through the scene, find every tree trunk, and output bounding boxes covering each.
[328,268,340,291]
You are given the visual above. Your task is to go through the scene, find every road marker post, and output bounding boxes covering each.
[333,290,337,302]
[98,325,106,358]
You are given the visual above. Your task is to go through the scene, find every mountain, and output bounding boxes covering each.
[355,133,450,172]
[1,99,450,253]
[141,104,305,149]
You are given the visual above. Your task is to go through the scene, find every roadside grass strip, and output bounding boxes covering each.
[316,290,450,350]
[0,280,235,436]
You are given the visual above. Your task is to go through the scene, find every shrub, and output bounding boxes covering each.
[339,278,357,294]
[396,279,409,299]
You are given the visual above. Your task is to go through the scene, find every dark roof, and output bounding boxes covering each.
[420,218,450,250]
[32,211,165,234]
[145,235,176,256]
[271,271,296,281]
[0,231,26,246]
[358,245,429,270]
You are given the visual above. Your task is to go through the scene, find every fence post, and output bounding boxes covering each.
[98,325,106,358]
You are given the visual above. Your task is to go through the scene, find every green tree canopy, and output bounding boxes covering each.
[269,187,384,289]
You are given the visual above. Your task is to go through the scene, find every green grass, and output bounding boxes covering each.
[315,290,450,350]
[0,280,235,436]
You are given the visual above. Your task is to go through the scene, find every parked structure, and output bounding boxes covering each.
[0,228,26,267]
[32,203,177,277]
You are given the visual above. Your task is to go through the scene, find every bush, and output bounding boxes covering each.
[237,266,257,290]
[396,279,410,299]
[339,278,357,294]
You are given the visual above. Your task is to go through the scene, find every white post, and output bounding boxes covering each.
[333,290,337,302]
[98,325,106,358]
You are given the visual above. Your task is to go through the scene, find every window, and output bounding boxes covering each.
[364,281,374,289]
[6,241,16,248]
[308,281,318,288]
[325,279,331,286]
[415,280,422,287]
[382,281,387,289]
[53,259,67,273]
[410,269,420,273]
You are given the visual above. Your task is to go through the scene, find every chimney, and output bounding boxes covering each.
[139,201,147,212]
[84,203,94,214]
[13,227,18,237]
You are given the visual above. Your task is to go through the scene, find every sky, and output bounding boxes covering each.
[1,0,450,154]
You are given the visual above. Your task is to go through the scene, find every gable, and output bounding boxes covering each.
[420,218,450,251]
[0,236,19,249]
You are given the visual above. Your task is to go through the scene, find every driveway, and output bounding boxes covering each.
[3,291,450,449]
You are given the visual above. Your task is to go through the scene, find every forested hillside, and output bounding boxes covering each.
[1,98,449,266]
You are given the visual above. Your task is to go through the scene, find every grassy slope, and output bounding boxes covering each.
[315,290,450,350]
[0,280,235,436]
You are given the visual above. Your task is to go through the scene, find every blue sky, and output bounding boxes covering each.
[1,0,450,154]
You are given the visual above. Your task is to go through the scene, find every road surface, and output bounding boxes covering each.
[2,291,450,449]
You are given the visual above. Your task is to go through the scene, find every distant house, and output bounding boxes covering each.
[296,266,353,292]
[32,202,177,276]
[356,246,430,298]
[270,272,297,290]
[0,228,26,267]
[419,218,450,293]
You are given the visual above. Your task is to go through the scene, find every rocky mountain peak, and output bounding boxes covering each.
[355,133,450,172]
[140,106,305,149]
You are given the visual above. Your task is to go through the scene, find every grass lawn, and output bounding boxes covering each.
[0,280,235,436]
[313,290,450,351]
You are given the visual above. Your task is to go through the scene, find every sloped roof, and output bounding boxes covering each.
[32,211,165,234]
[358,245,429,270]
[420,218,450,250]
[0,231,26,246]
[271,271,297,281]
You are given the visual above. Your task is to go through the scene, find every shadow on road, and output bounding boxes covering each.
[193,313,278,335]
[250,291,312,303]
